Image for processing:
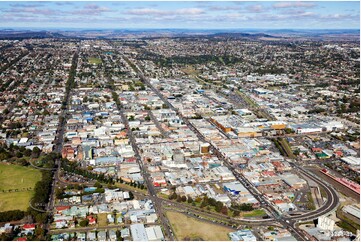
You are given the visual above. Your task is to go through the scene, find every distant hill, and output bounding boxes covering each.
[209,32,275,39]
[208,33,276,39]
[0,31,66,39]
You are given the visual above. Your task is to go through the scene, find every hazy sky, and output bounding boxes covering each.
[0,1,359,29]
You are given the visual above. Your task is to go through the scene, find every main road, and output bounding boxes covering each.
[44,50,79,232]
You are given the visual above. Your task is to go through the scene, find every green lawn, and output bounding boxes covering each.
[0,163,42,212]
[242,209,267,217]
[88,57,102,64]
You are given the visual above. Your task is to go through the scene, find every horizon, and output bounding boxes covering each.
[0,1,359,29]
[1,27,361,31]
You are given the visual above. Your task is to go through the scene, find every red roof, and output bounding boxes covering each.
[125,157,136,163]
[89,218,96,224]
[262,171,276,177]
[56,206,70,211]
[312,148,322,152]
[273,199,285,204]
[271,161,283,167]
[23,224,35,230]
[335,150,343,156]
[16,238,27,241]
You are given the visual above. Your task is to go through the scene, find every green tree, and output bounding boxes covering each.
[79,220,89,227]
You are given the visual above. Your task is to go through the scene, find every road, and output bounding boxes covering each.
[124,56,342,241]
[44,50,79,233]
[124,57,307,239]
[105,68,175,240]
[146,109,170,138]
[49,222,162,235]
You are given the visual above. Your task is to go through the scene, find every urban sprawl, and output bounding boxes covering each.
[0,36,359,241]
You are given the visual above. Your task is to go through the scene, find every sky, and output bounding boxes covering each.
[0,1,359,30]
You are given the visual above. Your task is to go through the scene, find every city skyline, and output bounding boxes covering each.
[0,1,360,29]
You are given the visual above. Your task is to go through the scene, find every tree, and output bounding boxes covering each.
[215,201,223,212]
[16,151,23,158]
[94,181,102,188]
[35,227,45,238]
[168,193,177,200]
[145,116,151,121]
[233,210,240,217]
[200,200,208,208]
[293,149,300,156]
[221,206,228,215]
[79,220,89,227]
[3,108,9,115]
[31,147,41,158]
[187,196,193,203]
[181,196,187,202]
[35,213,47,224]
[24,149,32,157]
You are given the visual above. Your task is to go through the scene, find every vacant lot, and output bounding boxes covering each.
[166,211,234,241]
[88,57,102,64]
[97,213,108,226]
[0,163,42,212]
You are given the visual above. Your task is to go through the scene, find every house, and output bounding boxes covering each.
[22,224,36,234]
[145,226,164,241]
[87,231,96,241]
[121,227,130,238]
[0,223,13,234]
[130,223,148,241]
[78,232,86,241]
[98,231,106,241]
[109,230,117,241]
[87,216,96,225]
[55,220,68,229]
[15,238,27,241]
[229,229,257,241]
[61,145,75,160]
[107,214,115,223]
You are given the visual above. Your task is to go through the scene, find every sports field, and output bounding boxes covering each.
[166,211,234,241]
[0,163,42,212]
[88,57,102,64]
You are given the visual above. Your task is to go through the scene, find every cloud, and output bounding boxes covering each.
[4,7,56,16]
[55,2,74,6]
[207,6,242,11]
[273,2,316,9]
[125,8,205,16]
[10,3,44,8]
[72,4,113,15]
[319,13,359,20]
[246,4,265,13]
[176,8,204,15]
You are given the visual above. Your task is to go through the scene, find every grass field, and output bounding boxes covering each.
[166,211,234,241]
[242,209,267,217]
[0,163,42,212]
[88,57,102,64]
[279,138,296,159]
